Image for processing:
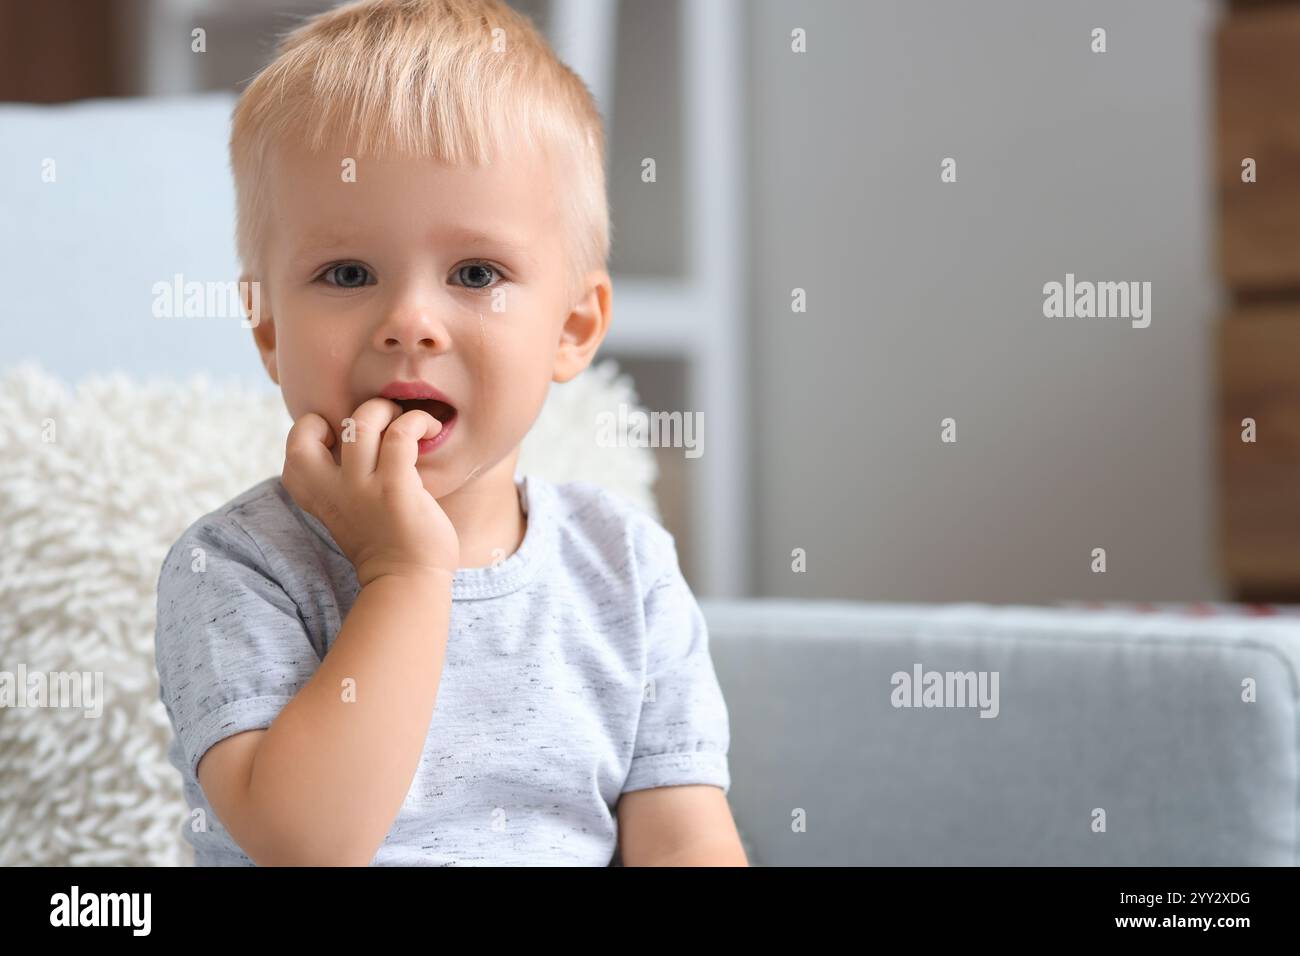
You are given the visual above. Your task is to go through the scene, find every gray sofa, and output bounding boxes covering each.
[703,599,1300,866]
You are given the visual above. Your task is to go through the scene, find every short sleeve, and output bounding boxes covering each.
[154,515,323,783]
[622,535,731,795]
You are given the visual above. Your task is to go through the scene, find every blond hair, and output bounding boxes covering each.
[229,0,609,300]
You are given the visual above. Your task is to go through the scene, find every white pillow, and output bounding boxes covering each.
[0,359,657,865]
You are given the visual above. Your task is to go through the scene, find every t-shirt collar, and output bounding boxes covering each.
[284,472,550,601]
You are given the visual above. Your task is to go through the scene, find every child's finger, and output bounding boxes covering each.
[376,410,440,483]
[282,412,338,501]
[341,398,402,483]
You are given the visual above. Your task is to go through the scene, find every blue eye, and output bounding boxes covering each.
[321,263,372,288]
[455,262,499,290]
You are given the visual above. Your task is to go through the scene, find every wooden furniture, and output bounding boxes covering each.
[0,0,128,102]
[1216,2,1300,599]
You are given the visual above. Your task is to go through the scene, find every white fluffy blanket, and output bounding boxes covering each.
[0,360,657,865]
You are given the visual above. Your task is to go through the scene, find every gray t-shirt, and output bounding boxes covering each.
[153,472,730,865]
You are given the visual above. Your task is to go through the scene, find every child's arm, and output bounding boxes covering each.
[195,400,458,866]
[618,785,748,866]
[198,568,451,866]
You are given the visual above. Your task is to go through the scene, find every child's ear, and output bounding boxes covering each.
[243,276,279,385]
[553,270,612,384]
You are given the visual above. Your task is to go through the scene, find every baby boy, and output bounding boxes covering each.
[153,0,745,866]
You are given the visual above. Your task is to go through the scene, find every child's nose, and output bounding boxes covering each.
[374,301,453,354]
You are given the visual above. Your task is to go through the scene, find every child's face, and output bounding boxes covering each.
[250,133,605,497]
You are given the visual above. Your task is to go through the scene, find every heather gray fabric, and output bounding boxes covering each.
[154,473,730,866]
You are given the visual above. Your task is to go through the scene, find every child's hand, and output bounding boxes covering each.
[281,398,461,587]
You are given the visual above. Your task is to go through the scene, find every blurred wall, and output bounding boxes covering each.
[748,0,1223,603]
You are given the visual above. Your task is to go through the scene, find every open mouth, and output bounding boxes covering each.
[391,397,457,424]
